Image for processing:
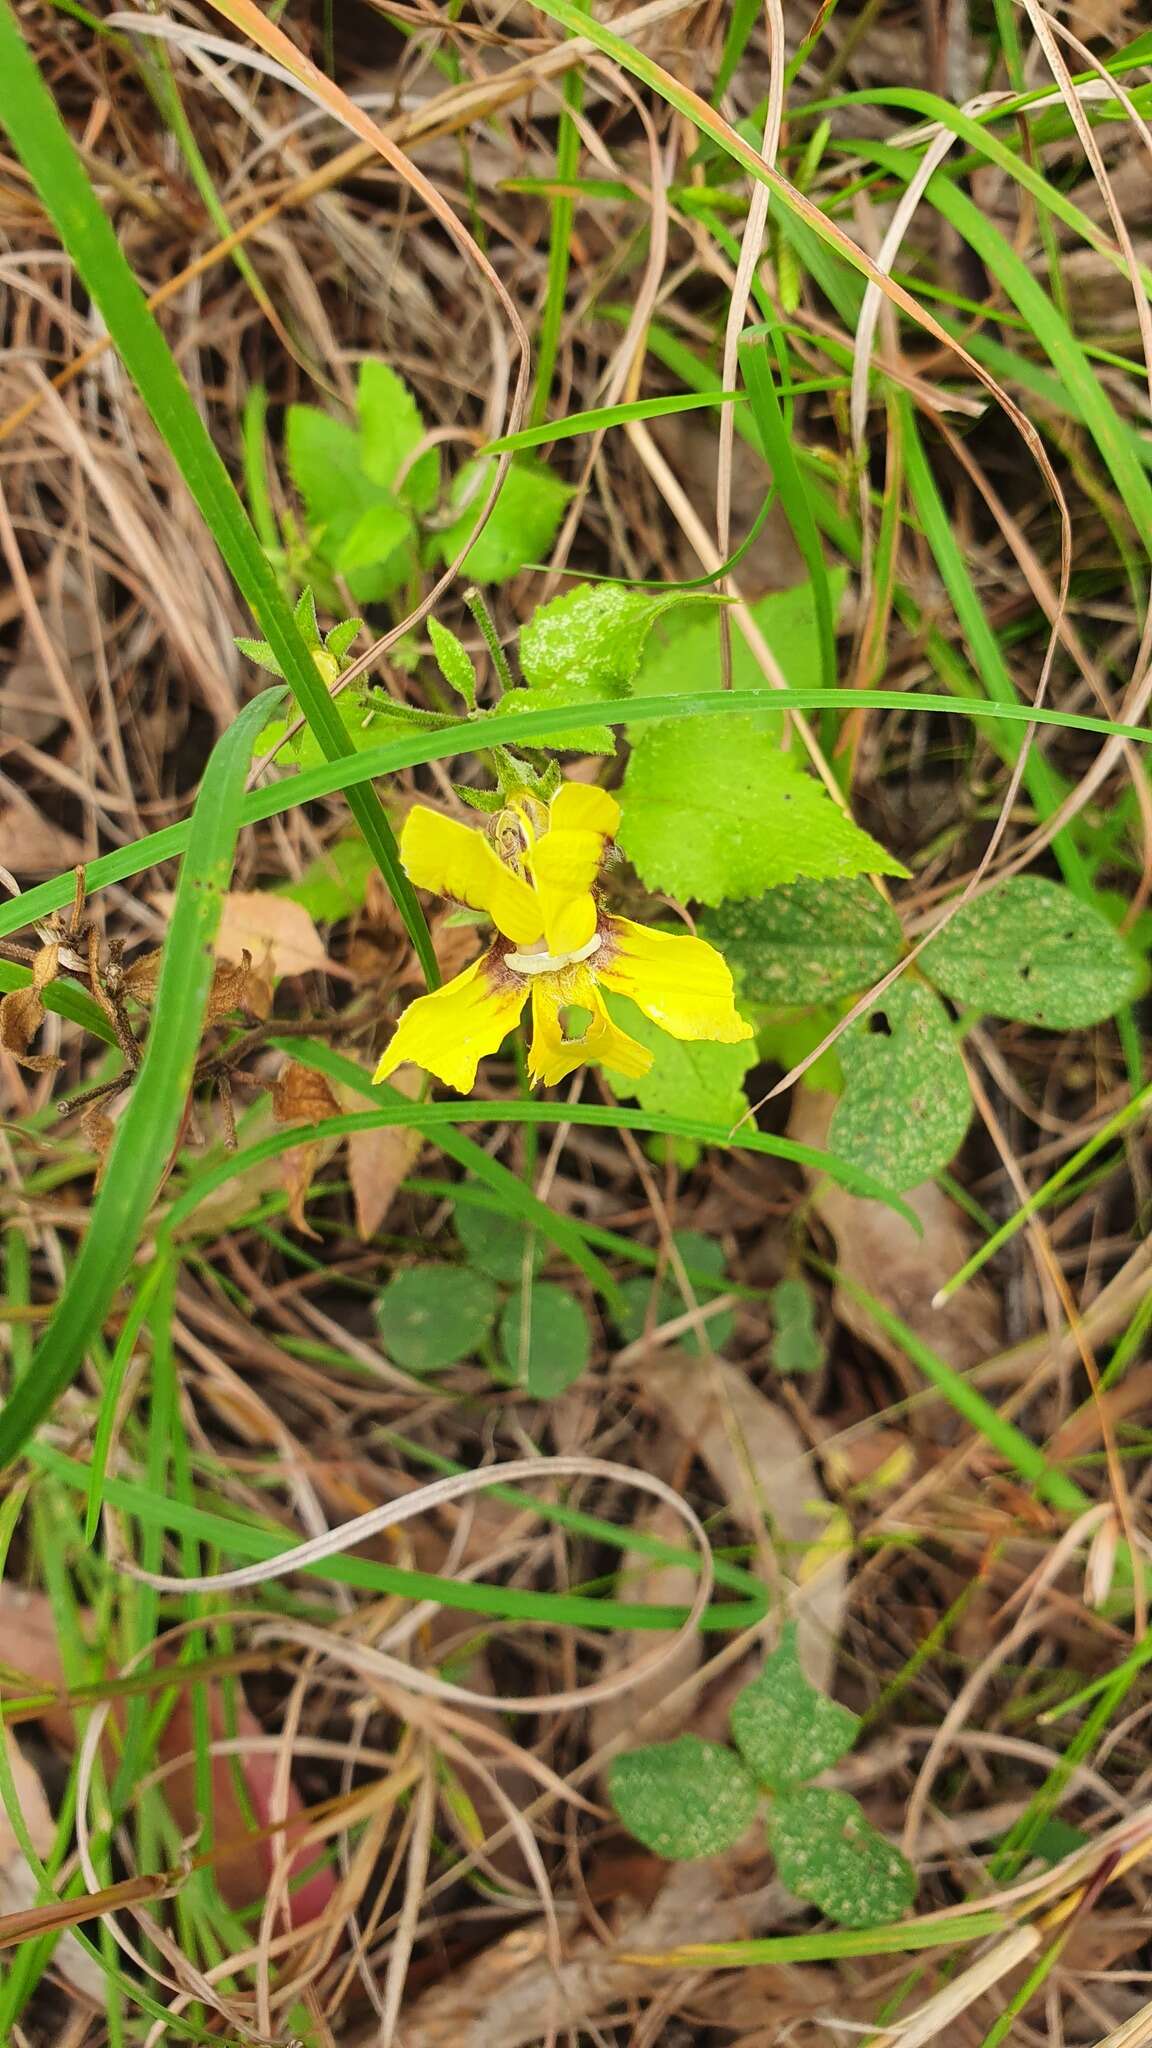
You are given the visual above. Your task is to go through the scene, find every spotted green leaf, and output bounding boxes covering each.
[730,1625,858,1789]
[704,878,903,1005]
[920,876,1139,1029]
[375,1265,499,1373]
[766,1785,916,1926]
[829,981,971,1191]
[609,1737,759,1860]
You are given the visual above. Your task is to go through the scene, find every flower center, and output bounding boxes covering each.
[505,933,602,976]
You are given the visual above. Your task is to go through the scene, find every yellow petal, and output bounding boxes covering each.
[597,917,753,1043]
[526,784,619,954]
[548,782,621,838]
[527,971,652,1088]
[374,951,528,1094]
[400,806,542,946]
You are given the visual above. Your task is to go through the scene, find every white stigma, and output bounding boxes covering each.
[505,933,602,976]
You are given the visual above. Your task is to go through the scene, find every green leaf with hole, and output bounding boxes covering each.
[920,877,1140,1029]
[497,1281,591,1396]
[609,1737,759,1860]
[730,1625,858,1789]
[829,982,971,1191]
[766,1785,916,1926]
[357,359,439,510]
[375,1265,499,1373]
[704,878,903,1005]
[614,1228,734,1351]
[456,1200,545,1285]
[769,1276,824,1376]
[437,458,572,584]
[619,720,907,906]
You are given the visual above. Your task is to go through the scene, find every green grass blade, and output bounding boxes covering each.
[29,1440,764,1633]
[4,688,1152,947]
[160,1100,918,1234]
[531,0,584,427]
[739,329,836,694]
[0,689,278,1469]
[486,388,744,452]
[0,0,437,988]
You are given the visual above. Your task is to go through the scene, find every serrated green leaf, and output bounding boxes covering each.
[704,879,903,1005]
[630,571,848,721]
[497,1281,591,1396]
[325,615,364,664]
[375,1264,499,1373]
[455,1200,545,1284]
[770,1276,824,1376]
[279,837,375,922]
[766,1785,916,1926]
[730,1625,858,1789]
[609,1737,759,1860]
[829,981,971,1191]
[357,359,439,510]
[920,876,1140,1029]
[614,1228,734,1352]
[619,721,907,906]
[455,785,505,813]
[236,636,283,676]
[428,616,478,709]
[293,585,320,643]
[604,994,755,1125]
[438,458,573,584]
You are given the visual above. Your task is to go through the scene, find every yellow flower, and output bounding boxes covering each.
[374,782,752,1094]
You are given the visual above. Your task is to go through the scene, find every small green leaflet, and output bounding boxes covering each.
[428,616,477,710]
[609,1737,759,1860]
[730,1625,858,1789]
[375,1265,499,1373]
[435,458,572,584]
[497,1281,591,1396]
[920,876,1140,1029]
[766,1786,916,1927]
[603,994,756,1127]
[357,359,439,510]
[704,878,903,1005]
[769,1276,824,1376]
[614,1228,734,1352]
[829,981,971,1191]
[455,1199,545,1284]
[619,719,907,906]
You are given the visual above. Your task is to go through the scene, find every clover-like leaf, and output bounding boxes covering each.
[730,1625,858,1789]
[609,1737,759,1860]
[614,1228,734,1353]
[704,878,903,1006]
[920,876,1140,1029]
[497,1281,591,1396]
[829,981,971,1191]
[766,1785,916,1926]
[375,1265,499,1373]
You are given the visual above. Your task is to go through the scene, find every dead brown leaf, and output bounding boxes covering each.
[0,799,86,873]
[339,1066,422,1240]
[273,1059,339,1127]
[0,942,63,1072]
[640,1351,848,1689]
[152,889,328,979]
[789,1091,1000,1381]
